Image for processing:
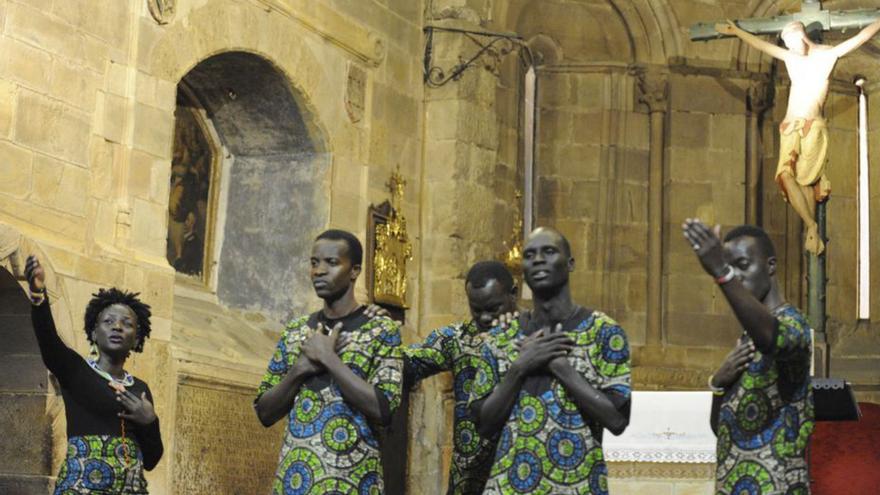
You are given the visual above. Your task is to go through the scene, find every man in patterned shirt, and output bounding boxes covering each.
[254,229,403,495]
[406,260,519,494]
[683,220,813,495]
[470,227,632,494]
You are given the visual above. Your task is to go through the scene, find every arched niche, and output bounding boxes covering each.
[494,0,683,64]
[515,0,634,63]
[170,52,331,320]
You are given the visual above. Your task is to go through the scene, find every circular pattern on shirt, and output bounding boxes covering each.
[319,412,372,469]
[506,450,544,493]
[69,437,90,458]
[547,386,585,429]
[455,419,482,456]
[357,472,382,495]
[587,456,609,495]
[56,458,83,491]
[323,416,359,454]
[736,390,772,435]
[725,406,773,451]
[494,436,542,474]
[517,396,547,436]
[722,460,775,495]
[453,361,477,399]
[102,437,138,463]
[470,354,498,399]
[81,459,114,490]
[349,455,382,495]
[596,324,629,367]
[290,388,325,438]
[546,429,586,471]
[277,448,323,495]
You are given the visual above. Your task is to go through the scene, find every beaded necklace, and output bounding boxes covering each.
[87,358,135,387]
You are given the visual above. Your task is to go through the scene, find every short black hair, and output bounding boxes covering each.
[315,229,363,266]
[83,288,152,353]
[466,261,515,293]
[724,225,776,259]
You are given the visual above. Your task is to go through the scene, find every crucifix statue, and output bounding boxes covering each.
[692,0,880,255]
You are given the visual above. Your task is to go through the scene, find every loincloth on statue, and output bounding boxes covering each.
[775,117,831,203]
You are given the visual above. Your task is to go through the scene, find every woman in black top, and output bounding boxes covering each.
[25,256,163,494]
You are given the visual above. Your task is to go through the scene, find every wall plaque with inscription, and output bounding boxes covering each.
[173,378,283,494]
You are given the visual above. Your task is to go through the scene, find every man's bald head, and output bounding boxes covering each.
[526,227,571,258]
[522,227,575,294]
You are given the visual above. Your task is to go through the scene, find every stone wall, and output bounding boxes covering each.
[534,67,649,342]
[3,0,880,493]
[0,0,429,492]
[664,71,749,350]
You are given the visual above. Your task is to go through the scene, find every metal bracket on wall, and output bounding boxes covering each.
[423,26,528,87]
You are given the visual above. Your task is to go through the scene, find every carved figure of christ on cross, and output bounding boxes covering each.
[696,2,880,255]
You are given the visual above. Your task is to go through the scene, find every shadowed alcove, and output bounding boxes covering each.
[0,268,53,493]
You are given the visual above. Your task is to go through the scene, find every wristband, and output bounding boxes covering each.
[708,374,726,396]
[715,265,736,285]
[29,289,46,306]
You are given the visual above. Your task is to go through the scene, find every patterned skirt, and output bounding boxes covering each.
[54,436,149,495]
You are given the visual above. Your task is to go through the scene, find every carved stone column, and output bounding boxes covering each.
[746,81,770,225]
[638,70,669,347]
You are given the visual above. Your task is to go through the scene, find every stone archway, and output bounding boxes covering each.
[0,224,74,493]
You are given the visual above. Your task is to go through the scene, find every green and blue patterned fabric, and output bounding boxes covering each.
[470,309,631,495]
[715,304,814,495]
[257,312,403,495]
[54,435,147,494]
[405,321,496,494]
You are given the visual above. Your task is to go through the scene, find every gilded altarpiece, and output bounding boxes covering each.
[366,171,413,313]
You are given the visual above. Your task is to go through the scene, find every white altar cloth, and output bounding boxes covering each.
[603,391,717,463]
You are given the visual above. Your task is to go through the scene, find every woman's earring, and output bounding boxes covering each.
[89,342,99,361]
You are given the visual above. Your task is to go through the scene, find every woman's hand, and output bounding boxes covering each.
[114,385,158,426]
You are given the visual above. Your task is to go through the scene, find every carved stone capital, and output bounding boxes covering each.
[635,69,669,114]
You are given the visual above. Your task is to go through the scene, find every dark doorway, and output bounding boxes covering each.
[0,268,53,492]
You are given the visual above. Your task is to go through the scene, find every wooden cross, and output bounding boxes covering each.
[691,0,880,41]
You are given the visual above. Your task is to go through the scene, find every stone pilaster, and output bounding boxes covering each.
[637,69,668,347]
